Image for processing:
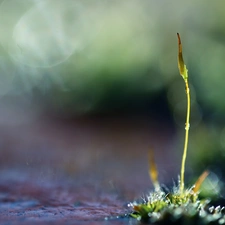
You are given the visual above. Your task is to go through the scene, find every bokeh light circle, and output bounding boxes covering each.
[0,0,101,68]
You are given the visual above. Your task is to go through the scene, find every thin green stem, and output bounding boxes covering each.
[180,80,190,194]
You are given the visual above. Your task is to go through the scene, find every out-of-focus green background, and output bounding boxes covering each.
[0,0,224,116]
[0,0,225,185]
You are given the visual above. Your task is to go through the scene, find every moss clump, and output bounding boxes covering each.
[129,184,225,224]
[131,197,225,224]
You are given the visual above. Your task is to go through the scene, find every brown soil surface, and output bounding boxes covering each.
[0,113,176,224]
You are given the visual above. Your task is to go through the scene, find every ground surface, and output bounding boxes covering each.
[0,113,176,224]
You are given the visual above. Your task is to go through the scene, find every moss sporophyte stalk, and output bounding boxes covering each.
[129,34,225,224]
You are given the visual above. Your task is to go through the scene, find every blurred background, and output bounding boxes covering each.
[0,0,224,196]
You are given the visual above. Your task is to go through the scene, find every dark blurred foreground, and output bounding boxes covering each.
[0,107,177,224]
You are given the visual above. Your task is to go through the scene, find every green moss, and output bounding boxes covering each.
[129,186,225,224]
